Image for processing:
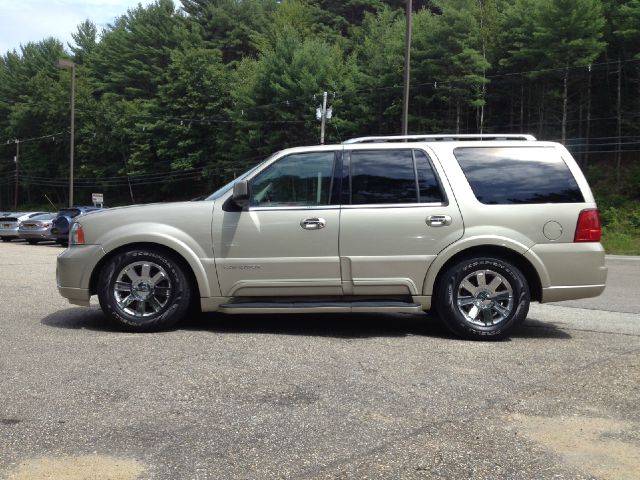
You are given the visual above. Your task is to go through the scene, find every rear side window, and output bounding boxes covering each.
[349,149,444,204]
[58,209,81,217]
[454,147,584,204]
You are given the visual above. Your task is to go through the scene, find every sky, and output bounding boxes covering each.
[0,0,156,56]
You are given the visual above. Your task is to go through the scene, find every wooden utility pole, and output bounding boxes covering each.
[401,0,412,136]
[13,139,19,210]
[320,91,328,145]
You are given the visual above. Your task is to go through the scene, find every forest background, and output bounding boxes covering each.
[1,0,639,252]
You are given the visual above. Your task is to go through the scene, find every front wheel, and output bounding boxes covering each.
[434,257,530,340]
[97,248,193,332]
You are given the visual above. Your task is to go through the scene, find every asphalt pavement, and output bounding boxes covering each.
[0,242,638,480]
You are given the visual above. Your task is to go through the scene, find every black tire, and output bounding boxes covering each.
[27,239,39,245]
[97,248,193,332]
[1,237,10,242]
[434,257,530,340]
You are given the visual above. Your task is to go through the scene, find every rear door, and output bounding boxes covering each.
[339,145,463,296]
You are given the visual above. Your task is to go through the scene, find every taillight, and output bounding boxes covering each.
[574,208,601,242]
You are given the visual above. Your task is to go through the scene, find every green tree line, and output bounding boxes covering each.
[1,0,639,208]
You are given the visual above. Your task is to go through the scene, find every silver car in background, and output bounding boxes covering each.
[18,212,57,244]
[0,212,47,242]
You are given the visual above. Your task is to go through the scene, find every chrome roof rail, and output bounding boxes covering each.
[342,134,537,144]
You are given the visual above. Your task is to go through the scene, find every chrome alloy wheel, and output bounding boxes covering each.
[456,269,514,327]
[113,261,172,317]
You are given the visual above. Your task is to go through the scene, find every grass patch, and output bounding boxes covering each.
[598,201,640,255]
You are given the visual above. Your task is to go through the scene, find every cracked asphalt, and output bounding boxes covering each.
[0,242,638,480]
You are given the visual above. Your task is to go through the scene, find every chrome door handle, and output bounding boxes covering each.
[426,215,452,227]
[300,217,326,230]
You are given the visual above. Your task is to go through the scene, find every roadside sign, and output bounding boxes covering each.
[92,193,104,206]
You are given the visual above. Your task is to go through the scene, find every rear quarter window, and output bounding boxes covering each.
[454,147,584,204]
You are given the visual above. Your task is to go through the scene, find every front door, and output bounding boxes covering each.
[213,149,342,297]
[339,146,464,296]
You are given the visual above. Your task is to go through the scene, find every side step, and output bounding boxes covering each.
[219,300,423,314]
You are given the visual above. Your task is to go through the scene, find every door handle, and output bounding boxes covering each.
[300,217,326,230]
[426,215,452,227]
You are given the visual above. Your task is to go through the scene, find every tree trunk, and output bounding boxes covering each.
[561,66,568,144]
[520,80,525,132]
[616,57,622,192]
[585,64,592,169]
[538,84,545,139]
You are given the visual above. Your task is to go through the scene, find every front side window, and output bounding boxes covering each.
[454,147,584,204]
[250,152,336,207]
[349,149,444,204]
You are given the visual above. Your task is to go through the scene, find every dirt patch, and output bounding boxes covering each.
[511,414,640,480]
[6,455,146,480]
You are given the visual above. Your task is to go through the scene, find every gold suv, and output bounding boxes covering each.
[57,134,607,339]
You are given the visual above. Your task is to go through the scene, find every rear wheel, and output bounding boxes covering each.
[27,239,39,245]
[435,257,530,340]
[1,237,10,242]
[98,248,193,332]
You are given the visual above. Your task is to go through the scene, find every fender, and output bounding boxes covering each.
[422,234,550,296]
[98,223,217,298]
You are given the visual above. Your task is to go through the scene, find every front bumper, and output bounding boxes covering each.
[56,244,106,306]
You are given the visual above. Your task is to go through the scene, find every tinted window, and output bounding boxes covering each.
[58,209,81,217]
[350,150,444,204]
[455,147,584,204]
[250,152,336,207]
[415,150,445,203]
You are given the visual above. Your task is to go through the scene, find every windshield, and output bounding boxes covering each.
[205,157,272,201]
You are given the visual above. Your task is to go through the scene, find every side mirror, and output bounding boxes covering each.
[232,180,250,208]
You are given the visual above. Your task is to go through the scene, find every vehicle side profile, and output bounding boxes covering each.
[56,134,607,339]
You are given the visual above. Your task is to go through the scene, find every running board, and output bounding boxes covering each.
[219,300,423,314]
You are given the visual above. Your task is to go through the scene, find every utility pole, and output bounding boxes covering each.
[56,59,75,207]
[320,91,328,145]
[316,91,332,145]
[401,0,412,136]
[13,139,19,210]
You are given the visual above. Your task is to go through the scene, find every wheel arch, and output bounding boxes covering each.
[89,242,206,300]
[427,244,543,302]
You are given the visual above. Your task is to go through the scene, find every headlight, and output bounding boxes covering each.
[70,222,85,245]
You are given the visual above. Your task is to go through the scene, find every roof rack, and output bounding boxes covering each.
[342,134,537,144]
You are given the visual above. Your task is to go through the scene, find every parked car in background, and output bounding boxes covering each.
[51,206,104,245]
[0,212,48,242]
[18,212,57,244]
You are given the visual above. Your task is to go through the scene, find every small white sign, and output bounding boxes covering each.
[92,193,104,204]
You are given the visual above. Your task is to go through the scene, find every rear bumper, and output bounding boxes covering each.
[19,230,53,240]
[0,228,18,237]
[541,284,606,302]
[526,242,608,303]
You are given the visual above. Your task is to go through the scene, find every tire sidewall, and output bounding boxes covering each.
[437,257,530,340]
[98,249,191,331]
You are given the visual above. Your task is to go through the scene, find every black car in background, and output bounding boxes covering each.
[51,206,104,245]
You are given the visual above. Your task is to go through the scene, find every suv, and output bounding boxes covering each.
[51,206,102,245]
[56,134,607,339]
